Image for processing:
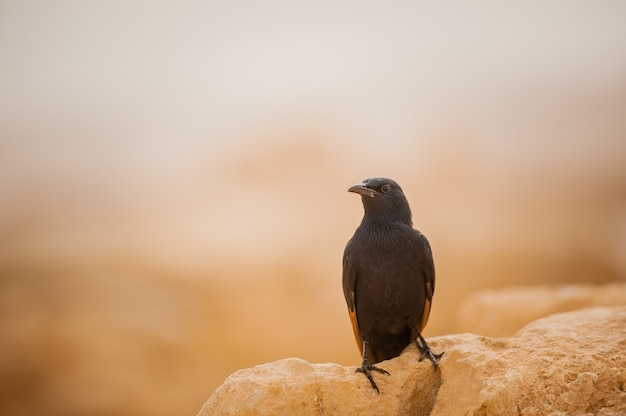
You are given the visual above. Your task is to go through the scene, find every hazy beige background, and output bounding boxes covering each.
[1,1,626,415]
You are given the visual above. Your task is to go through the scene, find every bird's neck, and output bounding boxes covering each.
[361,211,413,228]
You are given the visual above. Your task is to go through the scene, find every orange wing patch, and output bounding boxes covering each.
[348,291,363,355]
[419,280,434,332]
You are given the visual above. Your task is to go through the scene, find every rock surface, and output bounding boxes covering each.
[198,307,626,416]
[457,282,626,337]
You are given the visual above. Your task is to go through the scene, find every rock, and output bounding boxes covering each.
[196,353,442,416]
[457,282,626,337]
[198,307,626,416]
[432,306,626,416]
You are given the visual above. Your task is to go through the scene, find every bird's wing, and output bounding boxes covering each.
[419,233,436,332]
[342,245,364,355]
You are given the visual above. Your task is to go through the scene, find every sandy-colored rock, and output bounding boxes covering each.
[457,282,626,337]
[197,351,441,415]
[198,307,626,416]
[433,306,626,416]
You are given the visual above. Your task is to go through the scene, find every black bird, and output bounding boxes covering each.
[343,177,443,393]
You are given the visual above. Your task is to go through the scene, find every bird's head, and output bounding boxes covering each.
[348,177,413,225]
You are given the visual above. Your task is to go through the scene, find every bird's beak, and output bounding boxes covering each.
[348,183,376,198]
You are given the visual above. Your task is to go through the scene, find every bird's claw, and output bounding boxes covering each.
[356,362,389,393]
[414,330,444,370]
[418,347,445,369]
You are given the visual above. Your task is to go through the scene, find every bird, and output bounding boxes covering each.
[342,177,443,393]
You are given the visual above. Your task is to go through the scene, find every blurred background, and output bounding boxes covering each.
[1,1,626,415]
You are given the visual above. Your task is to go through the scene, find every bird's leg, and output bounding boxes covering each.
[413,329,444,369]
[355,340,389,393]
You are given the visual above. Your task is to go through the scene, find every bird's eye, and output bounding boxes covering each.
[380,184,392,193]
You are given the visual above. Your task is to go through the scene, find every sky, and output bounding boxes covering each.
[2,1,626,182]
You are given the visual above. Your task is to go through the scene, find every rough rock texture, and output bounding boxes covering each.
[457,283,626,337]
[198,307,626,416]
[432,306,626,416]
[197,355,441,415]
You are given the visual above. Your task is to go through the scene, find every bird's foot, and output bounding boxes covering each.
[415,331,444,370]
[418,346,444,369]
[356,360,389,393]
